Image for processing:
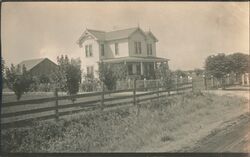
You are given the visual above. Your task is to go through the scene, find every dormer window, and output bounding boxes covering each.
[85,44,93,57]
[134,41,142,54]
[147,44,153,55]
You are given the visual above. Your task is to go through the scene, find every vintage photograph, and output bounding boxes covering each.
[1,2,249,153]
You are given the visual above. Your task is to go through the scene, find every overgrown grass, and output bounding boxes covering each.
[1,92,247,152]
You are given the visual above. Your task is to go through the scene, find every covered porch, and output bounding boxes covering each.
[102,56,169,80]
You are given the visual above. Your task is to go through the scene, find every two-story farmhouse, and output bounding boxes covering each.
[77,27,169,79]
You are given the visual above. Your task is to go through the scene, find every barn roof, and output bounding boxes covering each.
[18,58,52,71]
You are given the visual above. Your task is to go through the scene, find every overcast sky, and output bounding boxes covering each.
[2,2,249,70]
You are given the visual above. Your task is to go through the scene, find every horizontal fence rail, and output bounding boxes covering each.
[1,80,193,129]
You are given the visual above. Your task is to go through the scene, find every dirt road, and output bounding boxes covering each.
[190,88,250,152]
[191,113,249,152]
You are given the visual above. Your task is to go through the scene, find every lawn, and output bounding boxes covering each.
[1,91,248,152]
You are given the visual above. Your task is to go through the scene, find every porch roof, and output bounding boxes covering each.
[101,56,169,63]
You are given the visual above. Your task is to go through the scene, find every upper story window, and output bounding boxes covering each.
[85,44,93,57]
[147,44,153,55]
[115,43,119,55]
[134,41,142,54]
[101,44,105,57]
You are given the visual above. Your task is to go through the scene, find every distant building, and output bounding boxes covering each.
[77,27,169,79]
[18,58,58,78]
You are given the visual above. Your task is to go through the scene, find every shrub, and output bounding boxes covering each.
[81,78,101,92]
[5,64,34,100]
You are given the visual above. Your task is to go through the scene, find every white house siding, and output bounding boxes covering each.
[106,39,129,59]
[128,30,157,57]
[81,38,100,78]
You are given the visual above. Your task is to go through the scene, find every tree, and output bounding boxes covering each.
[112,63,128,80]
[51,55,81,99]
[205,53,232,89]
[98,61,117,91]
[1,58,6,87]
[1,58,5,78]
[155,62,173,91]
[205,53,231,78]
[194,68,204,76]
[5,64,34,100]
[227,53,249,80]
[174,70,187,78]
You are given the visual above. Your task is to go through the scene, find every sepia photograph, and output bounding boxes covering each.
[1,1,249,155]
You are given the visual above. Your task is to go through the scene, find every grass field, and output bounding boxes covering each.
[1,91,248,152]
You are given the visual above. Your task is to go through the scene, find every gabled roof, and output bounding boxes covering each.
[87,29,106,40]
[105,27,138,41]
[18,58,55,71]
[145,31,158,42]
[77,27,158,46]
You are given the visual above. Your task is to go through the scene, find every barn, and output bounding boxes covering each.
[18,58,58,80]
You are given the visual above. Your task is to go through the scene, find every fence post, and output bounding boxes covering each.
[211,75,214,88]
[203,75,207,90]
[101,82,104,110]
[157,80,160,100]
[133,79,137,106]
[54,88,59,121]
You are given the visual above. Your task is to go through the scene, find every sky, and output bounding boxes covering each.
[1,2,249,70]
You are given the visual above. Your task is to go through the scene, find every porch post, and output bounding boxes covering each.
[140,62,143,75]
[242,74,245,85]
[124,60,128,77]
[246,73,249,85]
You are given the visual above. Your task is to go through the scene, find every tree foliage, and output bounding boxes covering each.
[227,53,249,75]
[111,63,128,80]
[51,55,81,97]
[5,64,34,100]
[194,68,204,76]
[1,58,5,78]
[205,53,249,79]
[98,62,117,91]
[174,70,187,78]
[155,62,173,89]
[205,53,231,79]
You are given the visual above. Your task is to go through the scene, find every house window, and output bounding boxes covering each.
[89,45,93,57]
[85,44,93,57]
[115,43,119,55]
[85,45,89,57]
[134,41,142,54]
[87,66,94,77]
[147,44,153,55]
[101,44,105,56]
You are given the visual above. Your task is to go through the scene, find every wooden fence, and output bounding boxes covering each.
[1,80,193,129]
